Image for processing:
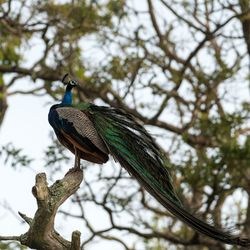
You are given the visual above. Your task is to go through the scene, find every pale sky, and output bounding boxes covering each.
[0,91,52,235]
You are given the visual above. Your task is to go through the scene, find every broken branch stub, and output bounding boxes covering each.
[19,170,83,250]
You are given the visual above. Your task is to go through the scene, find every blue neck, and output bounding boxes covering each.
[62,89,72,105]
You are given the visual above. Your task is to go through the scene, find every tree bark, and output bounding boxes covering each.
[239,0,250,57]
[0,170,83,250]
[0,82,7,128]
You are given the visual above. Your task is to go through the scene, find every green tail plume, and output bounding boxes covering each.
[84,103,249,247]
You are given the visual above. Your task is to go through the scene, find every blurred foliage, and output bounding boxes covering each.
[0,242,27,250]
[0,143,33,168]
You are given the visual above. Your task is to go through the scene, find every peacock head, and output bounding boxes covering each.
[62,73,78,90]
[68,79,78,88]
[61,74,78,105]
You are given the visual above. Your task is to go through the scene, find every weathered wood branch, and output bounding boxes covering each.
[0,82,8,127]
[0,170,83,250]
[239,0,250,57]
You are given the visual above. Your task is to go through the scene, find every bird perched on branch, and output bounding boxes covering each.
[48,74,250,247]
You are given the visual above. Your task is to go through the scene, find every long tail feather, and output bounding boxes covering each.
[88,104,250,247]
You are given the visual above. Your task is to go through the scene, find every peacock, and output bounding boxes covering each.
[48,74,250,247]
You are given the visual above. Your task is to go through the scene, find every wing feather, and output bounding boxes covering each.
[56,107,109,155]
[48,105,109,163]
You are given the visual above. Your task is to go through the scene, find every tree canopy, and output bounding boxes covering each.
[0,0,250,249]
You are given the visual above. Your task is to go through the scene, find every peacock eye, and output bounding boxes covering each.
[70,80,77,86]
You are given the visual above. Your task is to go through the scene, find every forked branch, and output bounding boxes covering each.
[0,170,83,250]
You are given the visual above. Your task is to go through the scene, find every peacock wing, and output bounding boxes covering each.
[54,106,109,162]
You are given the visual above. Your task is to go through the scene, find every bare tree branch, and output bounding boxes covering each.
[0,171,83,250]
